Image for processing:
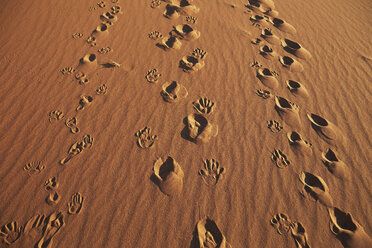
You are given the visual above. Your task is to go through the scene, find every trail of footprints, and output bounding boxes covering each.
[243,0,370,247]
[147,2,231,246]
[1,1,126,246]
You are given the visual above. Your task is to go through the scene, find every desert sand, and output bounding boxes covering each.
[0,0,371,247]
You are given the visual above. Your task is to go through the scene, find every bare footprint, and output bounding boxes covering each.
[152,156,184,196]
[150,0,162,8]
[60,67,75,75]
[145,68,162,83]
[134,127,158,148]
[48,110,64,122]
[76,95,93,111]
[256,89,272,99]
[98,46,113,54]
[193,97,215,114]
[35,212,64,248]
[23,214,45,234]
[271,213,292,234]
[67,192,84,215]
[173,24,200,40]
[148,31,163,40]
[65,117,80,134]
[161,81,188,102]
[299,171,333,207]
[0,221,22,245]
[290,222,311,248]
[267,120,283,133]
[198,159,225,186]
[194,217,231,248]
[328,207,372,248]
[72,33,83,39]
[24,161,45,176]
[271,149,290,168]
[321,148,348,179]
[185,15,197,23]
[179,55,205,72]
[96,84,108,95]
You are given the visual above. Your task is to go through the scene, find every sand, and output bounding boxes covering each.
[0,0,371,247]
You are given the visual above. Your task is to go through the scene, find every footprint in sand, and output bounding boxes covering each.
[0,221,22,245]
[274,96,301,127]
[49,110,64,122]
[148,31,163,40]
[68,192,85,215]
[290,222,311,248]
[246,0,276,11]
[163,4,181,19]
[270,213,292,234]
[250,60,263,68]
[78,53,98,74]
[192,48,207,59]
[86,35,97,47]
[60,134,94,165]
[286,80,309,97]
[98,46,113,54]
[24,161,45,176]
[259,44,278,59]
[161,80,188,102]
[198,159,225,186]
[152,156,184,196]
[193,97,215,114]
[321,148,348,179]
[76,95,93,111]
[61,67,75,75]
[65,117,80,134]
[35,212,64,248]
[299,171,333,207]
[44,177,60,206]
[177,0,200,16]
[257,68,279,89]
[193,217,231,248]
[271,149,290,168]
[251,38,262,45]
[145,68,162,83]
[256,89,272,99]
[96,84,108,95]
[97,1,106,8]
[185,15,197,24]
[150,0,162,8]
[134,127,158,149]
[281,38,312,60]
[267,120,283,132]
[307,113,341,145]
[279,55,304,72]
[157,36,182,50]
[75,72,89,85]
[180,48,207,73]
[183,113,218,144]
[328,207,372,248]
[173,24,200,41]
[287,131,312,154]
[261,28,281,45]
[23,214,45,235]
[268,17,296,34]
[72,33,83,39]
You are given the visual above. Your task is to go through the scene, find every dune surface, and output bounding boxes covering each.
[0,0,371,247]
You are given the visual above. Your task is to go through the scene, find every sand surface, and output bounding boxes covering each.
[0,0,371,247]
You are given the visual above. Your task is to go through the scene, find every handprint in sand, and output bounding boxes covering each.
[198,159,225,185]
